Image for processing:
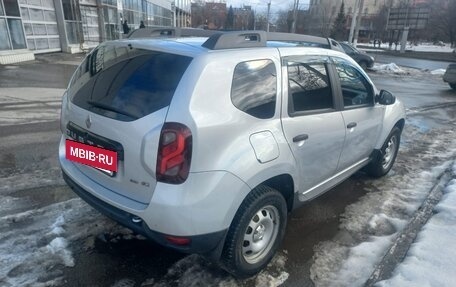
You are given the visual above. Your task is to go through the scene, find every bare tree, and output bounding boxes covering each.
[275,9,292,32]
[371,4,389,42]
[426,0,456,46]
[255,13,268,31]
[307,1,338,37]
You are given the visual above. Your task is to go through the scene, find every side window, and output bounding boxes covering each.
[231,59,277,119]
[287,61,333,114]
[334,62,374,107]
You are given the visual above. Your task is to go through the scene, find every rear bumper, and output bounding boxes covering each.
[63,170,227,254]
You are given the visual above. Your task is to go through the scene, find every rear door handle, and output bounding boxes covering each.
[347,122,357,129]
[293,134,309,142]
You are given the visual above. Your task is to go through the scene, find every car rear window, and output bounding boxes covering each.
[69,44,192,121]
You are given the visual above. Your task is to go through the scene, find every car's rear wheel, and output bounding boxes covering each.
[366,127,401,178]
[220,185,287,278]
[450,83,456,90]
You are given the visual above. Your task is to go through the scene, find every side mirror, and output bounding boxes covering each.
[376,90,396,105]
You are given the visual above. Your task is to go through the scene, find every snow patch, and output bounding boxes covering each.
[0,198,120,286]
[50,215,66,235]
[310,125,456,286]
[149,251,289,287]
[377,162,456,287]
[46,237,75,267]
[372,63,406,74]
[430,68,446,75]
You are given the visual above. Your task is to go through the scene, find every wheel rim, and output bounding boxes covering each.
[382,135,397,170]
[242,205,280,264]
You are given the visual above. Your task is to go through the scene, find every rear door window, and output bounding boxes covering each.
[69,44,192,121]
[287,58,334,115]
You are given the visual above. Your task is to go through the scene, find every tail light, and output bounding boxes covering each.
[156,123,192,184]
[165,235,191,246]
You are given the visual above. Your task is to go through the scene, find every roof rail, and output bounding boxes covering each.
[127,27,342,52]
[267,32,329,46]
[202,30,266,50]
[128,27,219,39]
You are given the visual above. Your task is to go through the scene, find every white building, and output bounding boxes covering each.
[0,0,190,64]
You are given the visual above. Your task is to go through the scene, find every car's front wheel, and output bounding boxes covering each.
[366,126,401,177]
[220,185,287,278]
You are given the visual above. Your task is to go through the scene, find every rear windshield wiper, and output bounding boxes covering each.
[87,100,137,119]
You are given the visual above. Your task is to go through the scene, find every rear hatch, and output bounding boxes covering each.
[63,42,192,204]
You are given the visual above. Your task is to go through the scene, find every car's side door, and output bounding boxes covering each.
[280,54,346,201]
[331,57,383,170]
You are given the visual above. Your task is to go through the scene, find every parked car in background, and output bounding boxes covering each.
[443,64,456,90]
[340,42,375,69]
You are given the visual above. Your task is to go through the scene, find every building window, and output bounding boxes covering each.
[0,0,27,51]
[0,19,12,50]
[4,0,20,16]
[20,0,61,51]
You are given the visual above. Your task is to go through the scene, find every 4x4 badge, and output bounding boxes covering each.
[85,115,92,129]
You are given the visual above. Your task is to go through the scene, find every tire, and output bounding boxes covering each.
[450,83,456,90]
[366,127,401,178]
[220,185,287,278]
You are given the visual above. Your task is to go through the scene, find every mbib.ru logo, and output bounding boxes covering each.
[65,139,117,172]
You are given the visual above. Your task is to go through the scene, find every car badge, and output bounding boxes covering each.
[85,115,92,129]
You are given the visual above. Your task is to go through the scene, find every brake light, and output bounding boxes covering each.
[156,123,192,184]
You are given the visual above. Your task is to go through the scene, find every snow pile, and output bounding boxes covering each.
[0,198,120,286]
[377,162,456,287]
[408,43,454,53]
[430,68,446,75]
[310,124,456,286]
[372,63,406,74]
[44,215,75,267]
[46,237,75,267]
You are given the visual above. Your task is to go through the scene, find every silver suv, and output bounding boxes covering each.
[59,30,406,277]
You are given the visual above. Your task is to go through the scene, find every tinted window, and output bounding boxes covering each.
[341,43,357,54]
[231,59,277,119]
[334,62,373,107]
[287,61,333,113]
[3,0,20,16]
[69,45,192,121]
